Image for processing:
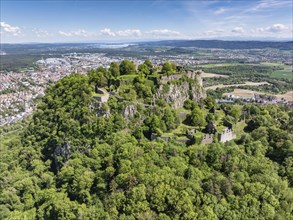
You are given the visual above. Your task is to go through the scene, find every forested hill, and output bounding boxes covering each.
[0,62,293,219]
[140,40,293,50]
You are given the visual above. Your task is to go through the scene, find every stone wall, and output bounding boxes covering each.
[218,128,236,143]
[202,134,214,144]
[94,94,109,103]
[94,88,110,103]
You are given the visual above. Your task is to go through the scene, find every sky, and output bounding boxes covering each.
[0,0,292,43]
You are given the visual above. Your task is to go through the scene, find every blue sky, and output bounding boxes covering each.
[1,0,292,43]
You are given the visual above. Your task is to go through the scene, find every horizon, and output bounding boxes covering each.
[1,38,293,45]
[1,0,292,43]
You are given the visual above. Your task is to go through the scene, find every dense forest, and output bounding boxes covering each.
[0,61,292,219]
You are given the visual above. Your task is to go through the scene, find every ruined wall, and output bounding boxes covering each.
[218,128,236,143]
[94,93,109,103]
[202,134,214,144]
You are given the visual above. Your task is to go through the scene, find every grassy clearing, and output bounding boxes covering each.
[260,62,284,67]
[92,92,103,97]
[92,88,108,97]
[119,74,137,81]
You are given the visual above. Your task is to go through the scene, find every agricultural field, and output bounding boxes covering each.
[260,62,292,79]
[224,89,293,102]
[198,63,241,68]
[275,91,293,102]
[205,81,270,90]
[223,89,256,98]
[200,72,228,78]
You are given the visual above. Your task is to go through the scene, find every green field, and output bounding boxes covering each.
[271,69,292,79]
[250,62,292,79]
[260,62,284,67]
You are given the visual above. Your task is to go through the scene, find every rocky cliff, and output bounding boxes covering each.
[122,104,137,121]
[155,73,205,108]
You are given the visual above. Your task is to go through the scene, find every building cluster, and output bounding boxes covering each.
[0,67,76,125]
[143,48,292,65]
[0,53,144,126]
[223,93,290,105]
[36,53,144,74]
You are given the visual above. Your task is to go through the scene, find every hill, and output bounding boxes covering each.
[0,61,292,219]
[139,40,293,50]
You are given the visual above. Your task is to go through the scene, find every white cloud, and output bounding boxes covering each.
[214,7,228,15]
[250,0,291,12]
[251,24,289,35]
[232,27,245,33]
[146,29,181,37]
[0,22,22,36]
[58,29,92,37]
[100,28,142,37]
[265,24,288,32]
[32,28,49,38]
[100,28,116,37]
[116,29,142,37]
[100,28,181,38]
[58,28,182,39]
[200,29,225,37]
[252,27,265,33]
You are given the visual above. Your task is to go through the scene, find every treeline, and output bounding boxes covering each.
[201,64,279,76]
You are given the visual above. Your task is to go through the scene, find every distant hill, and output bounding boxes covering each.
[139,40,293,50]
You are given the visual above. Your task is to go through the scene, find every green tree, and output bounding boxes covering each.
[119,60,136,75]
[88,69,108,89]
[204,97,216,110]
[183,99,198,110]
[138,64,150,76]
[161,62,176,75]
[189,107,206,128]
[109,62,120,78]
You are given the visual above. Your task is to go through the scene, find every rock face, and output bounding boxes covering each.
[155,80,205,108]
[122,104,137,121]
[154,70,205,108]
[187,71,203,86]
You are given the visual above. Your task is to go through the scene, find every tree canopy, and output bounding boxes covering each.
[0,64,292,220]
